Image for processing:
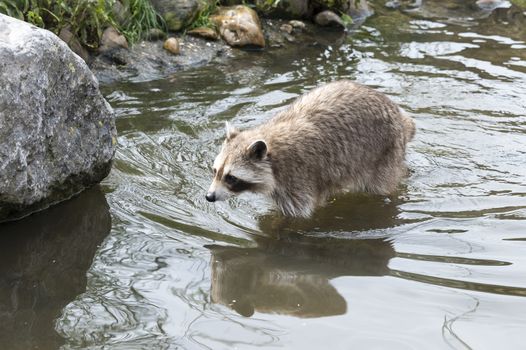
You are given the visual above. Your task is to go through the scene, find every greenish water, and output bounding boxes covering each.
[2,2,526,349]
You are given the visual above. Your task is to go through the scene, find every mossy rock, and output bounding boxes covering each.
[220,0,311,19]
[254,0,312,19]
[151,0,212,31]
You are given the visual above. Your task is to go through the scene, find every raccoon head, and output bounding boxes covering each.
[206,122,275,202]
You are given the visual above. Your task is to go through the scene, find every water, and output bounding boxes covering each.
[2,2,526,349]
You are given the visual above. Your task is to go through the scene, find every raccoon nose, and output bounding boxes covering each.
[205,192,216,202]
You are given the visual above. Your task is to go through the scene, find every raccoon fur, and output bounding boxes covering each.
[206,80,415,218]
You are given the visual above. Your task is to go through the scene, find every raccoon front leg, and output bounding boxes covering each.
[271,190,317,218]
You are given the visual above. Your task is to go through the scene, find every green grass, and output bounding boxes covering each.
[119,0,165,43]
[188,0,219,30]
[0,0,164,49]
[510,0,526,8]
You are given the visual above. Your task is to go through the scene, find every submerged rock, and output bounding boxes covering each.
[0,14,116,222]
[211,5,266,48]
[475,0,511,10]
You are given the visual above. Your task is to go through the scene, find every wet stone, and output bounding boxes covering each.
[188,27,219,41]
[280,23,294,34]
[163,37,181,55]
[99,26,128,53]
[145,28,167,41]
[289,20,306,30]
[314,10,346,29]
[211,6,266,48]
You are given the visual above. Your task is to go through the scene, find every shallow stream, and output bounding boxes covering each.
[2,1,526,349]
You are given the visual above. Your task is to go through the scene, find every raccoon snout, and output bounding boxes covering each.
[205,192,216,202]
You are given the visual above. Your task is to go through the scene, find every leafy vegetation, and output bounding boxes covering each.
[340,12,353,27]
[510,0,526,8]
[188,0,219,30]
[253,0,282,14]
[0,0,164,49]
[119,0,165,43]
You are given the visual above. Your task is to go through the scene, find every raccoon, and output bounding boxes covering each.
[206,80,415,218]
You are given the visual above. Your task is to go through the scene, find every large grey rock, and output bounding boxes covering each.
[0,14,116,222]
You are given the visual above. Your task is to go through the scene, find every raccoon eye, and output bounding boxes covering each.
[224,174,238,184]
[213,168,217,174]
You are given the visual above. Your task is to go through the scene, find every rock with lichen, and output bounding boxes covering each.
[211,6,266,48]
[0,14,116,222]
[151,0,204,31]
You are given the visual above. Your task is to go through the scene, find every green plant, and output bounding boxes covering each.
[255,0,282,13]
[0,0,164,49]
[188,0,219,30]
[0,0,111,48]
[340,12,353,27]
[510,0,526,8]
[119,0,165,43]
[0,0,25,20]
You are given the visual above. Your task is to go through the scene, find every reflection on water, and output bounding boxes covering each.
[0,187,111,350]
[258,193,409,235]
[209,237,394,318]
[5,0,526,348]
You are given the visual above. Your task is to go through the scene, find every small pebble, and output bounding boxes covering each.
[163,37,180,55]
[280,23,293,34]
[289,20,306,30]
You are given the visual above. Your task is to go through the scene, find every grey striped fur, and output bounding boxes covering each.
[207,80,415,217]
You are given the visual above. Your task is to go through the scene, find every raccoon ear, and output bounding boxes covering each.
[247,140,268,160]
[225,122,238,140]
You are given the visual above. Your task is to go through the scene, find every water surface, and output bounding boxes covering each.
[2,1,526,349]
